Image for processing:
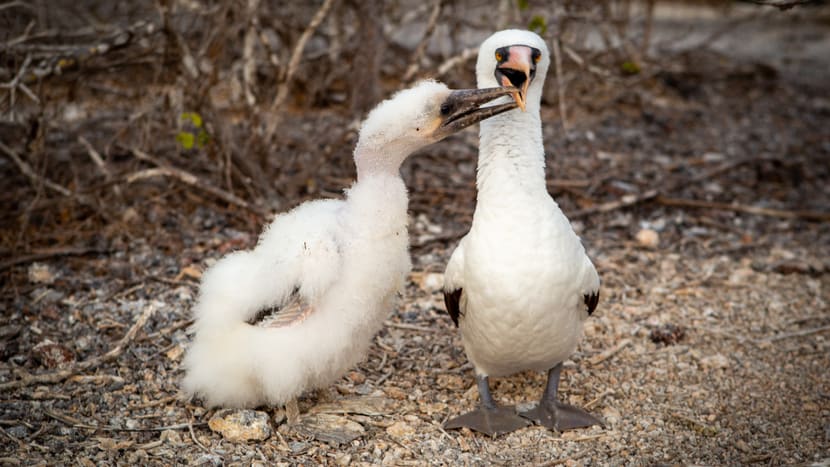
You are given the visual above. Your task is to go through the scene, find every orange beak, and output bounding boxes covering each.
[495,45,535,112]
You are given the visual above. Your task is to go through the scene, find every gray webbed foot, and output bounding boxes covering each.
[445,405,531,436]
[444,374,530,436]
[519,400,603,431]
[518,363,603,431]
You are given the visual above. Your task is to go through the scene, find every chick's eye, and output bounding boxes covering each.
[440,103,451,115]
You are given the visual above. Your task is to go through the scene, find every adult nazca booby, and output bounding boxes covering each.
[442,30,603,436]
[182,81,518,417]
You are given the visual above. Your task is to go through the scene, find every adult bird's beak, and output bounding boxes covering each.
[433,86,519,140]
[494,45,537,112]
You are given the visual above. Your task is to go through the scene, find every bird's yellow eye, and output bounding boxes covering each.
[495,51,503,62]
[533,54,541,63]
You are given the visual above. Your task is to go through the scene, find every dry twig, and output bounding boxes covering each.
[79,136,121,197]
[745,0,815,10]
[656,196,830,222]
[242,0,262,107]
[0,245,106,271]
[762,325,830,343]
[551,36,569,131]
[43,409,205,432]
[0,302,158,391]
[587,338,632,366]
[402,0,443,83]
[436,47,478,78]
[570,188,659,220]
[0,54,39,120]
[384,321,439,333]
[265,0,337,142]
[1,141,72,198]
[129,148,266,217]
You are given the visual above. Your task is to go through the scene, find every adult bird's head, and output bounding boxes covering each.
[476,29,550,112]
[354,80,518,177]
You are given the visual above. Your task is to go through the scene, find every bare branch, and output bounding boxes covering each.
[129,148,266,217]
[242,0,262,106]
[402,0,443,83]
[551,36,569,131]
[656,196,830,222]
[79,136,121,197]
[265,0,337,142]
[0,302,158,391]
[745,0,816,10]
[1,141,72,198]
[0,245,106,272]
[436,47,477,78]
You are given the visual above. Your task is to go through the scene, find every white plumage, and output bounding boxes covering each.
[182,80,518,413]
[443,30,602,435]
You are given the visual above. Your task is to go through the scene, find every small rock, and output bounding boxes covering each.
[293,413,364,445]
[28,262,56,284]
[386,421,415,438]
[354,383,373,395]
[176,265,202,281]
[208,409,272,442]
[160,429,183,446]
[32,339,75,369]
[699,353,730,370]
[635,228,659,248]
[334,453,352,466]
[347,371,366,384]
[194,454,223,466]
[165,344,184,361]
[437,374,465,389]
[289,441,309,453]
[602,406,621,425]
[728,267,755,285]
[272,408,286,426]
[384,387,407,400]
[122,207,141,224]
[7,425,28,439]
[649,323,685,345]
[0,324,21,340]
[96,437,134,450]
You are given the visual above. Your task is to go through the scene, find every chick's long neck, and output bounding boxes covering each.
[349,146,410,238]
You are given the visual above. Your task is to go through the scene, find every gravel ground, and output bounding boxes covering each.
[2,15,830,467]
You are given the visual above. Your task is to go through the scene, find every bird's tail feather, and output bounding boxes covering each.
[182,250,379,408]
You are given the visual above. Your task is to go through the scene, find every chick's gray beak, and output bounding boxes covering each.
[433,86,519,140]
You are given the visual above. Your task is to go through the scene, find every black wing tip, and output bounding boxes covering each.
[583,290,600,316]
[443,288,463,327]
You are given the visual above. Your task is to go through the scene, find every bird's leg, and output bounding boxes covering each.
[518,362,603,431]
[285,398,300,425]
[444,375,531,437]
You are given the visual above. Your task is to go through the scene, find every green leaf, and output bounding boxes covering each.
[528,15,547,35]
[516,0,529,10]
[176,131,195,150]
[620,60,641,75]
[180,112,203,128]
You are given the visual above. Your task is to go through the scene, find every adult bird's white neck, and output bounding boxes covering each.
[476,107,547,204]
